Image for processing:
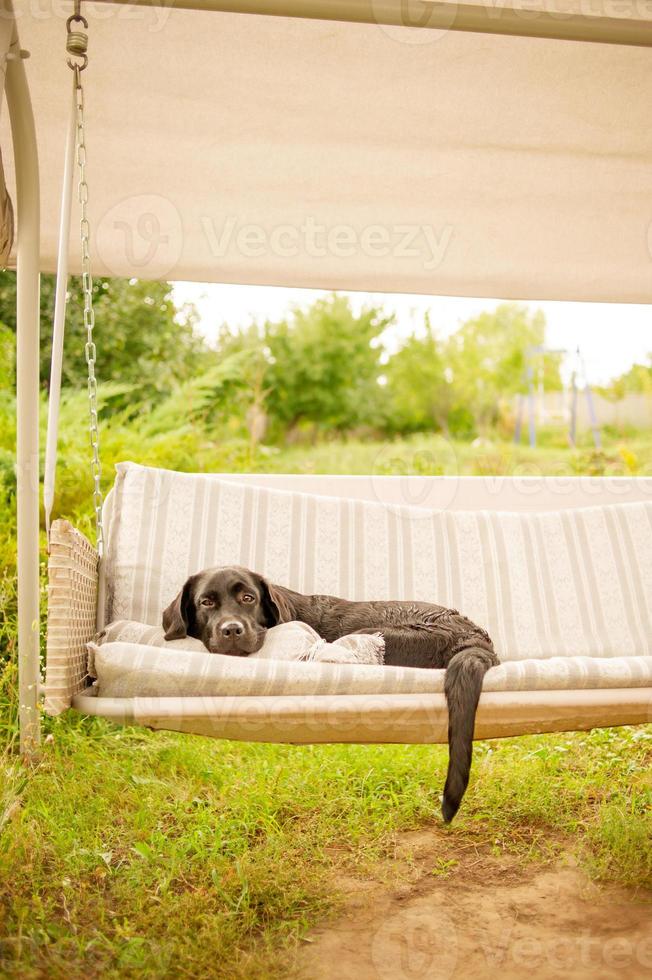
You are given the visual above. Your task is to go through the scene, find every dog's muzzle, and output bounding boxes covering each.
[207,619,266,656]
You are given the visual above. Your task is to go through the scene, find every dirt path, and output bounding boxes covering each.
[296,831,652,980]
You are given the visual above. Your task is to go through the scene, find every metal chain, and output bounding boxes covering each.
[74,64,104,555]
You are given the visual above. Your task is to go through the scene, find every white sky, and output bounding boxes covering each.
[172,282,652,386]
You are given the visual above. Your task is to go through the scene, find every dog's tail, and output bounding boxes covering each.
[442,645,498,823]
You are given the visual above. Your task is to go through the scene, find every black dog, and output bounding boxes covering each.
[163,565,498,822]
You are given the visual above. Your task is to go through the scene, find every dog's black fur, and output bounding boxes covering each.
[163,566,498,822]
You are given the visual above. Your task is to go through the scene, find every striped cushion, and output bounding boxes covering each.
[105,462,652,662]
[89,641,652,699]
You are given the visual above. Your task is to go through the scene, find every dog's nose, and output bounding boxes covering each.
[220,620,245,638]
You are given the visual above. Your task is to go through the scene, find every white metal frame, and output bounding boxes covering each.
[7,0,652,752]
[4,0,41,754]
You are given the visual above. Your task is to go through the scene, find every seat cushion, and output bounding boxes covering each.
[89,639,652,700]
[104,462,652,662]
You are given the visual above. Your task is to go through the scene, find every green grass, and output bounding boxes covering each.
[263,432,652,478]
[2,716,650,977]
[1,414,652,977]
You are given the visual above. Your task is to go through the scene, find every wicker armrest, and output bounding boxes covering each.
[45,519,99,715]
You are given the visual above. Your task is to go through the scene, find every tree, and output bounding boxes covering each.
[382,303,560,438]
[263,295,391,434]
[443,303,561,432]
[383,315,452,433]
[0,271,207,393]
[213,322,272,446]
[600,358,652,400]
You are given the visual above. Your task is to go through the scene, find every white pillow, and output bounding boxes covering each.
[95,619,385,666]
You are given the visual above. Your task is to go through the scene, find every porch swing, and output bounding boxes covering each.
[6,0,652,758]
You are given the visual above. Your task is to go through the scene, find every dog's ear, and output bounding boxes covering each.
[162,576,196,640]
[257,575,293,627]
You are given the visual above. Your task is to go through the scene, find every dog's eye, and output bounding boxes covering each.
[200,598,215,607]
[241,594,255,604]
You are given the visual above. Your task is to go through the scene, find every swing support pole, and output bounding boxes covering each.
[4,0,41,754]
[94,0,652,47]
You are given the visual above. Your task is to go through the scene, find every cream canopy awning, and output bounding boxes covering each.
[4,0,652,302]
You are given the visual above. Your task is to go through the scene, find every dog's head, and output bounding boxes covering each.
[162,566,291,655]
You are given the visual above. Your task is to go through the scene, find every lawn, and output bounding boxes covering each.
[1,426,651,978]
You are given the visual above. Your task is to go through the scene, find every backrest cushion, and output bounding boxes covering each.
[105,462,652,661]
